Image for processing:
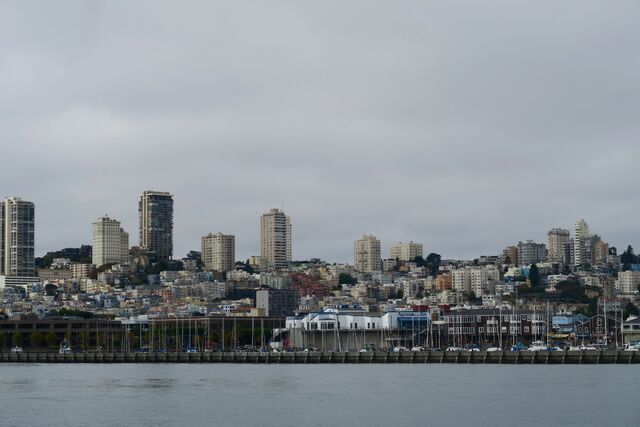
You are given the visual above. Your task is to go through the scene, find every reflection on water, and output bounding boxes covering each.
[0,364,637,427]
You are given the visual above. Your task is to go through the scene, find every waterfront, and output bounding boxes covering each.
[0,364,637,427]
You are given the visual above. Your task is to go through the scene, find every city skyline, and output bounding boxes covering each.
[2,2,640,262]
[3,191,635,265]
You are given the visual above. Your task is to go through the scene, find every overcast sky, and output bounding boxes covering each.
[1,1,639,262]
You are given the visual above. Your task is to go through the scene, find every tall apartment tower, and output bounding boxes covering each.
[92,216,129,267]
[0,197,35,277]
[354,235,382,272]
[516,240,546,266]
[201,232,235,272]
[547,228,570,263]
[260,209,291,270]
[390,241,423,261]
[139,191,174,261]
[573,218,590,266]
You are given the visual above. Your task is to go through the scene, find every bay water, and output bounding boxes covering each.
[0,364,637,426]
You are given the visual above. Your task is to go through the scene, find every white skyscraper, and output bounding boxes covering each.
[201,232,236,272]
[0,197,35,277]
[92,216,129,267]
[354,235,382,272]
[573,219,590,266]
[261,209,292,270]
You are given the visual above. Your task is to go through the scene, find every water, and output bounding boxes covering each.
[0,364,637,426]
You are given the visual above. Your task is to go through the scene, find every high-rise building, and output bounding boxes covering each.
[139,191,174,261]
[517,240,546,266]
[452,268,471,292]
[390,241,423,261]
[0,197,35,277]
[354,235,381,272]
[592,236,609,265]
[573,219,590,267]
[92,216,129,266]
[547,228,570,263]
[201,232,235,272]
[260,209,291,270]
[502,246,518,265]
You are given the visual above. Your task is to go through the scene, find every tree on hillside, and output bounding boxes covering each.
[425,253,441,277]
[529,264,540,288]
[621,245,638,265]
[413,256,426,267]
[339,273,357,285]
[35,245,92,268]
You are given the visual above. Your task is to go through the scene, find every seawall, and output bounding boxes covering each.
[1,350,639,364]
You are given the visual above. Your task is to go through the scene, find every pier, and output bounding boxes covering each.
[1,350,638,364]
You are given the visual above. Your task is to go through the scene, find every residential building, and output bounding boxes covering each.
[260,208,291,270]
[70,263,94,279]
[618,271,640,294]
[0,197,35,277]
[38,268,72,282]
[139,191,174,261]
[573,218,590,266]
[547,228,570,263]
[517,240,546,265]
[591,235,609,265]
[256,288,298,317]
[470,266,500,296]
[502,246,518,265]
[389,241,423,261]
[452,268,471,293]
[435,272,452,291]
[354,235,381,273]
[92,216,129,266]
[201,233,235,272]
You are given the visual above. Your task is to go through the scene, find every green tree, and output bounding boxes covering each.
[30,331,44,349]
[338,273,357,285]
[425,253,441,277]
[556,280,588,303]
[12,331,23,348]
[45,331,58,348]
[528,264,540,288]
[621,245,637,265]
[396,289,404,299]
[413,256,426,267]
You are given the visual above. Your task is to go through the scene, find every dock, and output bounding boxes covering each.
[1,350,638,364]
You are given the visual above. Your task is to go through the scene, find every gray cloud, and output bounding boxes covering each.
[1,1,639,262]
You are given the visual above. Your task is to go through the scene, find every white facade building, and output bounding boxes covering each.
[261,209,292,270]
[354,235,382,272]
[92,216,129,267]
[201,232,235,272]
[618,271,640,294]
[573,219,590,266]
[390,241,423,261]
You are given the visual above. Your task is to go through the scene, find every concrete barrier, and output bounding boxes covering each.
[0,350,638,364]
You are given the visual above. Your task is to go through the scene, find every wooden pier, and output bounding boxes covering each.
[1,350,638,364]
